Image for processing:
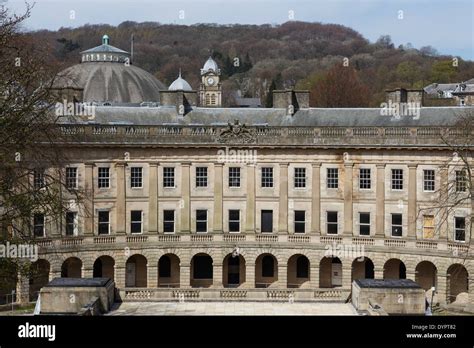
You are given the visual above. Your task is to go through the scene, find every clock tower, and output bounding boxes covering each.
[199,57,222,107]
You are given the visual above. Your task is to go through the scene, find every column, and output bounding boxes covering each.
[148,263,158,288]
[114,265,125,289]
[115,162,126,234]
[245,263,256,289]
[310,265,319,288]
[311,163,321,234]
[343,163,353,235]
[82,267,93,278]
[375,164,385,236]
[245,164,256,233]
[179,264,191,288]
[213,163,223,233]
[469,277,474,304]
[405,269,416,282]
[84,163,95,236]
[436,273,447,305]
[278,163,289,233]
[408,164,417,238]
[213,263,223,288]
[148,163,158,234]
[180,163,191,233]
[16,271,30,304]
[342,262,352,289]
[278,264,288,288]
[374,267,384,280]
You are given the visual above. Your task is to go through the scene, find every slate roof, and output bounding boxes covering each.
[59,105,473,127]
[355,279,421,289]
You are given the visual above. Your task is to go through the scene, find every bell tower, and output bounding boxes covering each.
[199,57,222,107]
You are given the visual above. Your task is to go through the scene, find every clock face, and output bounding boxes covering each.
[207,77,215,86]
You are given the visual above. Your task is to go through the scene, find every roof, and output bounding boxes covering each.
[45,277,112,287]
[355,279,421,289]
[59,105,473,127]
[424,83,459,95]
[201,56,220,75]
[168,72,193,91]
[81,44,130,55]
[54,62,166,103]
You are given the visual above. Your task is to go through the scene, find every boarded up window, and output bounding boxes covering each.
[423,215,435,239]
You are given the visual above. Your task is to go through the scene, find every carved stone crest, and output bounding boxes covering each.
[218,119,256,143]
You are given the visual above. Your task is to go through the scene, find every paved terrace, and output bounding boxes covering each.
[107,301,359,316]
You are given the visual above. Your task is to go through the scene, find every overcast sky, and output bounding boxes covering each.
[4,0,474,60]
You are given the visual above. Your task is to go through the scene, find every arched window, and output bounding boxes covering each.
[296,256,309,278]
[262,255,274,277]
[159,256,171,278]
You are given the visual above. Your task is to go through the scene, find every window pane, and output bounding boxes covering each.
[294,168,306,188]
[163,167,175,188]
[261,167,273,188]
[261,210,273,232]
[327,168,339,189]
[196,167,208,187]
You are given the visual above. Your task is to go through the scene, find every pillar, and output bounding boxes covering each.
[213,163,223,233]
[342,262,352,289]
[245,263,256,289]
[148,264,158,288]
[374,267,384,280]
[84,163,95,236]
[376,164,385,236]
[148,163,158,234]
[180,163,191,233]
[16,272,30,304]
[408,164,417,238]
[179,264,191,288]
[115,162,126,234]
[278,264,288,288]
[436,273,447,305]
[213,263,223,288]
[245,164,256,233]
[344,163,353,235]
[311,163,321,234]
[469,277,474,304]
[310,265,319,288]
[82,267,93,278]
[278,163,289,233]
[115,265,125,289]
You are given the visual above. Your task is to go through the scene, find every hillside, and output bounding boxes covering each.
[28,21,474,107]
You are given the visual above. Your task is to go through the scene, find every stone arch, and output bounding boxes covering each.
[190,253,213,288]
[351,257,374,281]
[223,253,246,288]
[415,260,437,291]
[158,253,180,288]
[447,263,469,303]
[383,258,406,280]
[61,257,82,278]
[319,256,342,288]
[93,255,115,280]
[255,253,278,288]
[125,254,147,287]
[287,254,310,288]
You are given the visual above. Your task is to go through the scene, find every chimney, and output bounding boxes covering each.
[272,89,309,115]
[386,88,424,106]
[159,90,198,115]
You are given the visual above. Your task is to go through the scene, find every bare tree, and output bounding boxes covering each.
[0,5,82,303]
